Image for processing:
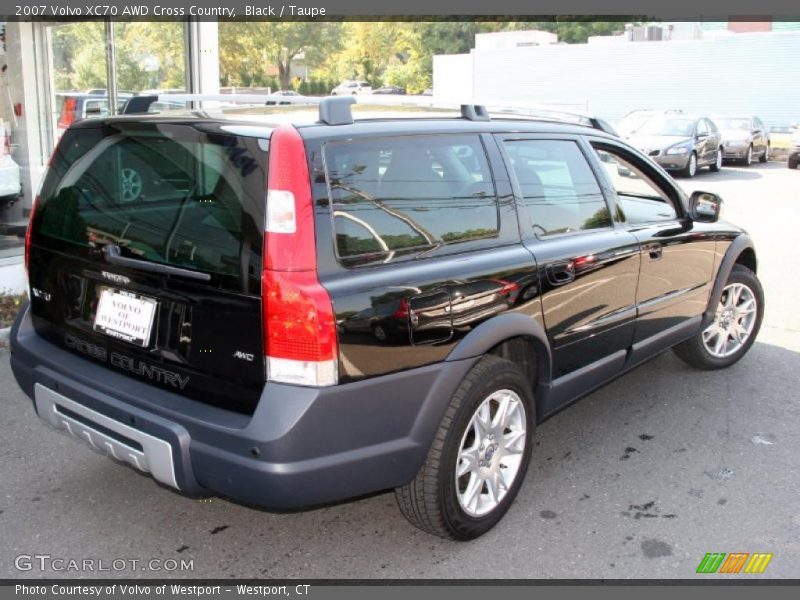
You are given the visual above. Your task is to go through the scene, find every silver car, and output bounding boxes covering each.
[713,115,770,165]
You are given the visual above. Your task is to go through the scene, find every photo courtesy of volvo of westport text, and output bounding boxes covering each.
[14,584,310,597]
[14,4,327,17]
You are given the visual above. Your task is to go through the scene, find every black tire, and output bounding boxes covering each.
[789,157,798,169]
[681,152,698,178]
[673,265,764,370]
[759,145,769,163]
[395,355,535,540]
[710,147,722,172]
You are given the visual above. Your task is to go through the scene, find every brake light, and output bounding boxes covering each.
[392,298,409,320]
[263,125,338,387]
[25,196,38,275]
[58,97,77,129]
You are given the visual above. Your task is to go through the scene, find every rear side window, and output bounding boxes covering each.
[503,139,611,236]
[34,123,268,292]
[324,135,498,266]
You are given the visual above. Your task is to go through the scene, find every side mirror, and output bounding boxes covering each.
[688,191,722,223]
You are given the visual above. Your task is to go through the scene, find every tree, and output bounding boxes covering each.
[51,21,187,92]
[219,22,341,90]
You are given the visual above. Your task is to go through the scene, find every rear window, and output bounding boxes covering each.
[324,134,499,267]
[33,122,268,293]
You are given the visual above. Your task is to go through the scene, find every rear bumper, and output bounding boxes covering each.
[9,304,476,509]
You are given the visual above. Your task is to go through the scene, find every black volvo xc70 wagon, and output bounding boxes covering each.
[10,97,763,539]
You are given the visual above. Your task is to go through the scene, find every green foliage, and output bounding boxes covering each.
[51,21,632,98]
[51,22,188,92]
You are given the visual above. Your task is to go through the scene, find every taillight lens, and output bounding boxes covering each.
[24,196,38,275]
[58,97,77,129]
[263,125,338,387]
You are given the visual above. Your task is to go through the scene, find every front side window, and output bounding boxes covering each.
[503,139,610,236]
[593,145,678,224]
[325,135,498,266]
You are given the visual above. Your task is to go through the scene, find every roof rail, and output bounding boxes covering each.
[120,92,617,135]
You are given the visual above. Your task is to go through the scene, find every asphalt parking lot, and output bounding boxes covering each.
[1,161,798,580]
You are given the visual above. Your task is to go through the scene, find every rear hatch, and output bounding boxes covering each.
[28,119,269,414]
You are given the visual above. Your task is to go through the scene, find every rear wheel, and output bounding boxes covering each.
[673,265,763,370]
[789,156,798,169]
[395,355,534,540]
[759,144,769,163]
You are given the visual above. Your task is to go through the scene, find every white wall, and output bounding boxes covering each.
[432,53,474,103]
[434,32,800,126]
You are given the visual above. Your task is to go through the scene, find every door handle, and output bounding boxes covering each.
[644,243,662,261]
[546,262,576,286]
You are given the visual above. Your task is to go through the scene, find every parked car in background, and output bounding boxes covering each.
[713,115,770,165]
[372,86,406,95]
[56,91,134,136]
[627,114,723,178]
[769,125,795,158]
[331,80,372,95]
[0,121,21,208]
[788,128,800,169]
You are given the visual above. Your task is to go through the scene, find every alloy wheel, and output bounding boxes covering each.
[455,389,527,517]
[702,282,758,358]
[688,153,697,177]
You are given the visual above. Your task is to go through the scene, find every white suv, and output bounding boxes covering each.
[331,80,372,95]
[0,121,22,207]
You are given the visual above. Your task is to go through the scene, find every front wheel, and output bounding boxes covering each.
[788,156,798,169]
[710,147,723,172]
[682,152,698,178]
[743,145,753,166]
[673,265,763,370]
[395,355,534,540]
[759,145,769,163]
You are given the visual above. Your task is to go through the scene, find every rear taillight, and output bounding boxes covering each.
[25,196,38,275]
[392,298,409,320]
[263,125,338,387]
[58,97,77,129]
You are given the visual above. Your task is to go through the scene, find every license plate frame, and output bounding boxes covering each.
[93,287,158,347]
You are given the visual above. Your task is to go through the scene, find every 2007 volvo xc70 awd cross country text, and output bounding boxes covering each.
[9,96,763,540]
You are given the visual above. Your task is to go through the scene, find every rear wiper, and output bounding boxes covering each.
[102,244,211,282]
